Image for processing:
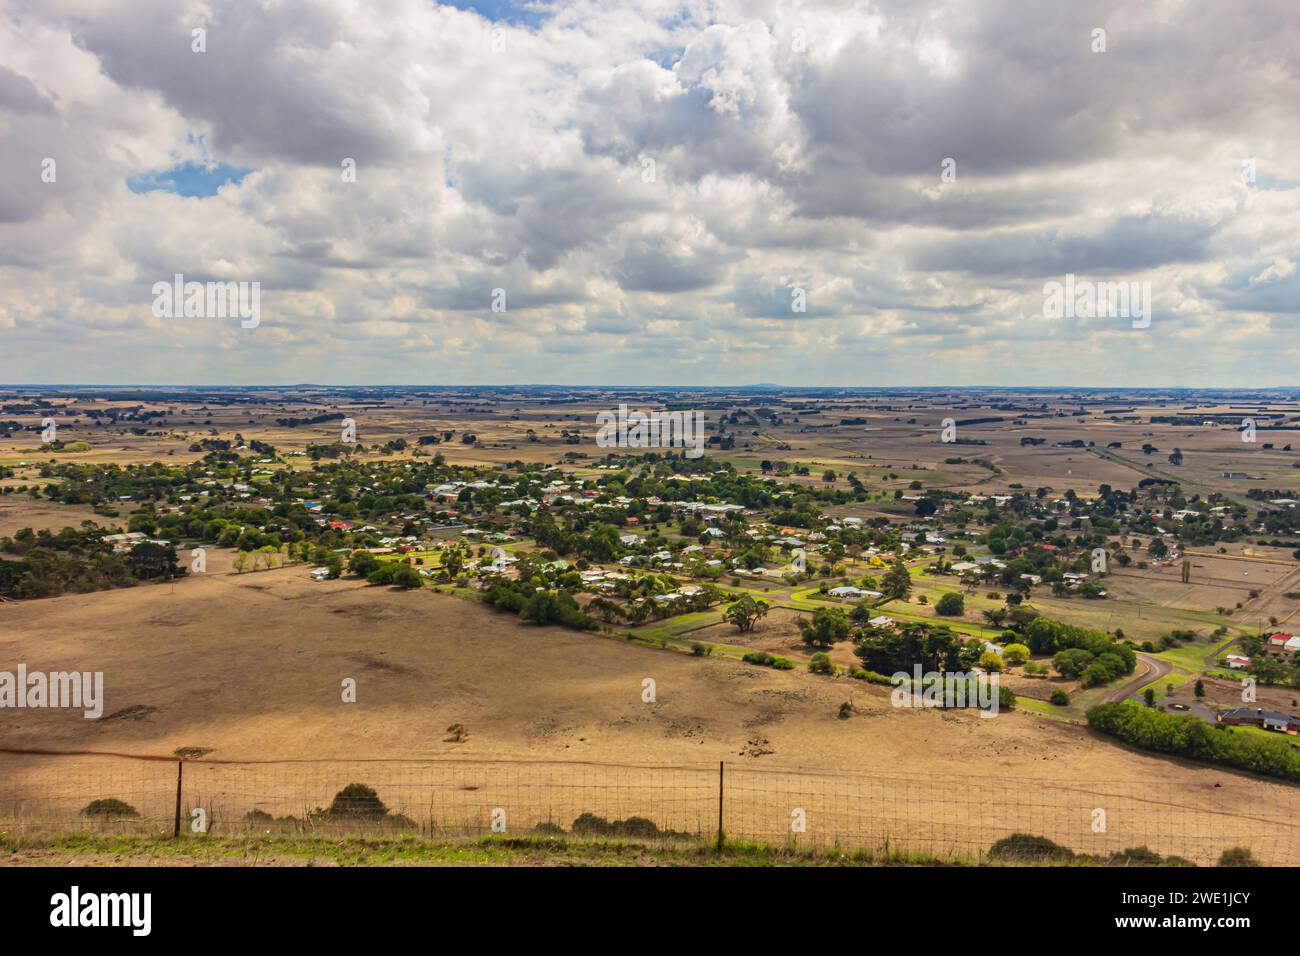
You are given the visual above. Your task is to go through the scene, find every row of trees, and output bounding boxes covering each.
[1087,702,1300,783]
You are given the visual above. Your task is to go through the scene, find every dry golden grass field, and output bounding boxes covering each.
[1,562,1298,863]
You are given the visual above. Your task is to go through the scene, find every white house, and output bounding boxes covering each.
[828,586,866,599]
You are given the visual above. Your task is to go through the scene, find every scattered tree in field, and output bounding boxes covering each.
[935,592,965,616]
[724,594,769,633]
[882,558,911,600]
[797,606,851,648]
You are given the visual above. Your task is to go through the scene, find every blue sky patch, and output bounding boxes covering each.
[127,161,253,198]
[442,0,550,28]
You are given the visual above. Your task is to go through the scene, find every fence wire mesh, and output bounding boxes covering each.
[1,751,1297,864]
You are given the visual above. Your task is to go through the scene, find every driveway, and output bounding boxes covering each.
[1106,651,1172,703]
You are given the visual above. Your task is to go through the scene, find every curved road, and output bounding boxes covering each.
[1106,652,1172,703]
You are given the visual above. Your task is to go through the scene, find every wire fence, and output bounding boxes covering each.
[1,750,1297,865]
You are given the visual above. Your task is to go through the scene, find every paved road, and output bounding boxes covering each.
[1106,651,1173,703]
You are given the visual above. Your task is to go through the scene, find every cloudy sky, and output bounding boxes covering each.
[1,0,1298,387]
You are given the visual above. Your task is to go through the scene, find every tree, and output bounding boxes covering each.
[723,594,769,633]
[797,606,851,648]
[1052,647,1094,679]
[348,550,380,577]
[1194,679,1206,698]
[979,650,1004,672]
[579,524,621,563]
[935,592,965,616]
[1003,643,1030,666]
[390,563,422,589]
[850,600,876,625]
[855,621,964,674]
[588,597,623,623]
[983,608,1008,628]
[882,558,911,600]
[126,541,180,580]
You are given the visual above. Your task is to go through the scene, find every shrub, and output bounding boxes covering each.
[325,783,388,819]
[988,833,1074,863]
[1109,846,1192,867]
[571,812,615,836]
[81,798,139,820]
[1217,847,1260,867]
[808,652,834,674]
[742,651,794,670]
[571,813,668,839]
[850,668,893,685]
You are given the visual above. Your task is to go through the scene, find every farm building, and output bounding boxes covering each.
[1216,708,1299,734]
